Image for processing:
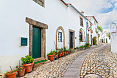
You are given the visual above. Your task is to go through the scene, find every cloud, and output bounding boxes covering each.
[65,0,117,30]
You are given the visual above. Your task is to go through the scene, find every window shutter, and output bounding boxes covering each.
[61,32,62,42]
[58,32,59,41]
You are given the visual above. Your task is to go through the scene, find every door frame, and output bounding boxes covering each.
[56,26,65,50]
[26,17,48,58]
[69,29,75,49]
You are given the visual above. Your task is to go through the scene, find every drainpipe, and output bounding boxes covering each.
[86,20,88,43]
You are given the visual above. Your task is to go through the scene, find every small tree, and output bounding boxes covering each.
[97,23,103,32]
[106,32,110,37]
[92,37,97,45]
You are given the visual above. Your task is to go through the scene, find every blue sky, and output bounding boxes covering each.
[100,1,115,13]
[66,0,117,30]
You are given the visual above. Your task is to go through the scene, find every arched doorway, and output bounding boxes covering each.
[56,26,65,50]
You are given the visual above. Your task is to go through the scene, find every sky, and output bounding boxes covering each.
[65,0,117,30]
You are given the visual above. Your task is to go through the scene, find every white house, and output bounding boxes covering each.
[100,30,110,43]
[86,16,99,44]
[0,0,99,73]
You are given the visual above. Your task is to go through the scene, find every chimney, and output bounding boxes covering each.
[81,11,84,15]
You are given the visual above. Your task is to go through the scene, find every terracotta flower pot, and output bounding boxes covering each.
[18,68,25,77]
[66,51,68,54]
[48,55,54,61]
[23,62,34,73]
[68,51,71,54]
[62,51,64,56]
[59,53,62,57]
[65,51,67,55]
[6,71,17,78]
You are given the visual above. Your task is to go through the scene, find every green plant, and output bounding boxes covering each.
[85,43,89,47]
[21,55,34,64]
[5,66,18,75]
[90,44,92,46]
[84,45,87,48]
[76,46,78,49]
[106,32,110,37]
[97,23,103,32]
[59,48,63,52]
[92,37,97,45]
[47,50,54,56]
[64,47,66,52]
[79,46,84,49]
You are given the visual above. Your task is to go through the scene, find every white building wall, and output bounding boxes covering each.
[0,0,68,73]
[0,0,98,73]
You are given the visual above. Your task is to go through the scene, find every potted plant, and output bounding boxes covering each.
[5,66,18,78]
[59,48,64,56]
[47,51,54,61]
[54,51,59,60]
[79,46,84,50]
[67,49,71,54]
[16,61,25,77]
[21,55,34,73]
[64,47,67,55]
[18,67,25,77]
[90,44,92,47]
[58,51,62,58]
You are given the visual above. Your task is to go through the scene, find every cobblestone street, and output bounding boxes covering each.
[21,44,115,78]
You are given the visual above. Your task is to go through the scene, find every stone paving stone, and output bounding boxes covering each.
[22,44,104,78]
[63,44,105,78]
[80,44,116,78]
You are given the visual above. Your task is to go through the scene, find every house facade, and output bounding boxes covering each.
[100,30,111,43]
[86,16,99,44]
[0,0,98,73]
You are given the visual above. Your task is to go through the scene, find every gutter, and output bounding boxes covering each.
[68,4,88,20]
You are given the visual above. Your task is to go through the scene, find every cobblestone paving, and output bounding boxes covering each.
[80,44,117,78]
[22,45,102,78]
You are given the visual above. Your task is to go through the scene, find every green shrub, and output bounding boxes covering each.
[79,46,84,49]
[76,46,78,49]
[84,43,90,48]
[47,50,54,56]
[90,44,92,46]
[92,37,97,45]
[64,47,66,52]
[84,45,87,48]
[21,55,34,64]
[59,48,63,52]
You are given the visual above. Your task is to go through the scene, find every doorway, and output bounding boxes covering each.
[32,26,41,58]
[87,34,89,43]
[91,35,92,44]
[69,29,75,49]
[70,32,73,48]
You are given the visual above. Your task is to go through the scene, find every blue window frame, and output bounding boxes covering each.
[80,17,83,26]
[58,32,62,42]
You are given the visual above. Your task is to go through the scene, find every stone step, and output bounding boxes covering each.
[34,57,44,62]
[33,60,51,70]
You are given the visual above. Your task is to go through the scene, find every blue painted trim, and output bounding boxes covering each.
[70,4,88,20]
[86,22,88,43]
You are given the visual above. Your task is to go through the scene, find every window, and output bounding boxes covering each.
[80,32,83,42]
[58,32,62,42]
[80,17,83,26]
[33,0,45,7]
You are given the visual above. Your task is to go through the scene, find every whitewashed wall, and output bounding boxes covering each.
[0,0,68,73]
[0,0,96,73]
[66,6,87,47]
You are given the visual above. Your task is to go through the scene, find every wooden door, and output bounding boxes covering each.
[70,32,73,48]
[91,35,92,44]
[87,34,89,43]
[32,26,41,58]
